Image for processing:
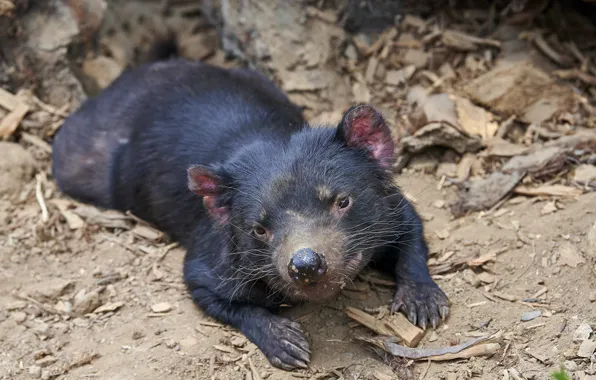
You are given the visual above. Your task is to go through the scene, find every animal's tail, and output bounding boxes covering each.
[145,31,180,62]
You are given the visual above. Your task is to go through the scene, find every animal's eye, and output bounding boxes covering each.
[336,196,351,209]
[252,225,268,239]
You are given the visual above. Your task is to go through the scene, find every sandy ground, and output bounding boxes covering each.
[1,1,596,380]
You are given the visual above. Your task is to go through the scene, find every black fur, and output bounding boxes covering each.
[52,55,449,370]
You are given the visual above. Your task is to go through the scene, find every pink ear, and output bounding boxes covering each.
[188,165,223,196]
[187,165,228,224]
[336,105,394,168]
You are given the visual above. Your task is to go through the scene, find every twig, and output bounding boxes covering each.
[35,173,49,223]
[532,33,566,67]
[248,357,261,380]
[20,132,52,154]
[361,333,500,360]
[554,69,596,86]
[145,242,180,274]
[418,359,432,379]
[63,353,101,372]
[30,94,69,118]
[15,293,68,316]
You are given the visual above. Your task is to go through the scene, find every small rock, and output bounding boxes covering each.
[29,365,42,379]
[577,340,596,358]
[151,302,173,313]
[428,331,438,342]
[477,272,495,284]
[573,323,593,342]
[433,200,445,209]
[165,338,177,349]
[557,242,585,268]
[12,311,27,324]
[589,292,596,303]
[132,330,145,340]
[573,164,596,185]
[436,229,450,240]
[564,360,578,372]
[230,336,247,347]
[352,82,371,103]
[588,223,596,258]
[344,44,358,61]
[32,321,51,336]
[0,142,36,197]
[540,201,558,215]
[520,310,542,322]
[73,288,102,314]
[41,370,50,380]
[180,336,198,348]
[33,349,51,360]
[35,356,57,368]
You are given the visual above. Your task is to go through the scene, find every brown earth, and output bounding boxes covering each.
[1,1,596,380]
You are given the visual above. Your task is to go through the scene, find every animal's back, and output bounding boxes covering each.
[52,58,305,244]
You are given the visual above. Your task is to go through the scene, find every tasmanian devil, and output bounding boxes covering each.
[51,42,450,370]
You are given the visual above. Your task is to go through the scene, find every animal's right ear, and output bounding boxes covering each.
[187,165,229,224]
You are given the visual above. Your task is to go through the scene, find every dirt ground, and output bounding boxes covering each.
[1,1,596,380]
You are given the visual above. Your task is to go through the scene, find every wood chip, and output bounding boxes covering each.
[442,30,501,51]
[344,307,424,347]
[0,102,29,139]
[452,95,498,140]
[93,301,124,313]
[73,205,131,229]
[49,199,85,229]
[0,87,21,110]
[514,185,583,198]
[131,224,164,242]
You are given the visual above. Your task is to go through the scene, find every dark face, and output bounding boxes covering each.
[187,105,397,303]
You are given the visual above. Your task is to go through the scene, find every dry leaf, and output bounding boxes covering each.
[502,147,562,173]
[451,172,524,217]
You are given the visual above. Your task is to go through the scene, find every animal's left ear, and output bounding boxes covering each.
[335,105,394,169]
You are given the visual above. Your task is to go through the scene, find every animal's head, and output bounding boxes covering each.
[187,105,399,302]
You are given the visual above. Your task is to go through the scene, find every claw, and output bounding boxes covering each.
[440,305,450,320]
[407,309,417,326]
[419,319,427,330]
[430,315,439,330]
[391,300,403,315]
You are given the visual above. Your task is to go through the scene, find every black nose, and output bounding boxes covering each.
[288,248,328,285]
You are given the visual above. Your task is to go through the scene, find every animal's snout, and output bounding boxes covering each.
[287,248,328,285]
[288,248,328,285]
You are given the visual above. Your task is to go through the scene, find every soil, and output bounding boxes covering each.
[1,1,596,380]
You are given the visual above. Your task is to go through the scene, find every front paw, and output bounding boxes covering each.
[391,280,449,330]
[249,315,311,371]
